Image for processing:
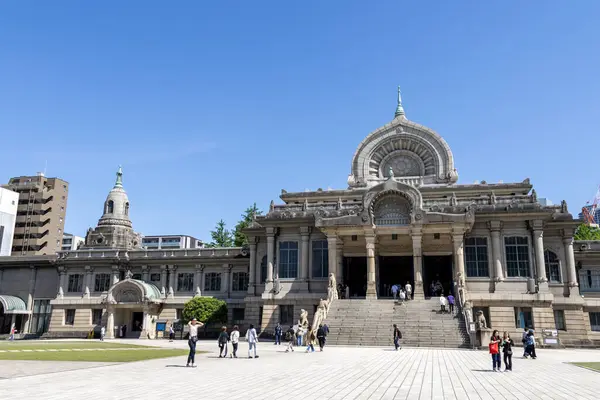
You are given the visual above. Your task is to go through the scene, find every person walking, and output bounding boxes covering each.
[100,326,105,341]
[285,325,295,352]
[296,327,303,347]
[169,324,175,342]
[246,324,259,359]
[316,324,326,351]
[274,323,282,345]
[305,326,316,353]
[393,324,402,350]
[489,330,502,371]
[521,328,529,357]
[502,332,514,371]
[405,281,412,300]
[218,326,229,358]
[399,289,406,304]
[525,329,537,359]
[447,293,455,314]
[230,325,240,358]
[391,284,399,300]
[439,293,447,313]
[186,318,203,367]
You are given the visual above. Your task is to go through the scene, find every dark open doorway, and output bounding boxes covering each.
[422,255,453,298]
[378,256,413,298]
[132,312,144,332]
[343,257,367,298]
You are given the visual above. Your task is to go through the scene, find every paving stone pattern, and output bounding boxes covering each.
[1,340,600,399]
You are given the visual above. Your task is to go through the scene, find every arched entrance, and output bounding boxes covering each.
[0,295,28,335]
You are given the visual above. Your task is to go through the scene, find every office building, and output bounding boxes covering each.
[141,235,204,249]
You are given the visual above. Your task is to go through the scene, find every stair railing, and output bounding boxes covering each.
[310,273,337,334]
[455,275,475,348]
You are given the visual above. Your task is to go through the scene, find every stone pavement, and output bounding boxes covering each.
[1,340,600,400]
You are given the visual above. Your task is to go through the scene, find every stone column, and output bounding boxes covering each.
[141,305,149,338]
[266,228,276,284]
[111,265,120,286]
[411,231,423,298]
[299,227,310,291]
[488,221,504,282]
[194,265,203,297]
[532,220,548,292]
[160,265,167,296]
[57,267,66,298]
[336,241,344,285]
[23,266,37,333]
[106,307,115,339]
[452,233,465,280]
[141,265,149,282]
[562,233,580,296]
[365,233,377,298]
[168,266,177,297]
[223,264,232,297]
[84,266,92,299]
[327,234,338,284]
[247,240,257,295]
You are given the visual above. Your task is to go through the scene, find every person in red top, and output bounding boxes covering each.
[489,330,502,371]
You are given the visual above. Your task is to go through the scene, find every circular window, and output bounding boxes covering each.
[96,237,103,244]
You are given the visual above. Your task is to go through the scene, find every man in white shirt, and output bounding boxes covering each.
[230,325,240,358]
[405,282,412,301]
[439,294,447,313]
[399,289,406,304]
[246,324,259,359]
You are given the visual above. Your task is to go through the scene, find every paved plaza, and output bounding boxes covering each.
[1,340,599,399]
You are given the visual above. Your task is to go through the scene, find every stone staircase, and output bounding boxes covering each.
[324,299,471,348]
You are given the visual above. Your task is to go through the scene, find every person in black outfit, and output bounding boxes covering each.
[317,324,327,351]
[502,331,514,371]
[393,324,402,350]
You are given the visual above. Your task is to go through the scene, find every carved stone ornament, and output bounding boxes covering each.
[450,192,458,207]
[490,191,497,205]
[125,270,133,279]
[561,200,568,213]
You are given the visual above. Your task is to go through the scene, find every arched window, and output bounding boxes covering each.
[106,200,114,214]
[373,194,410,226]
[544,250,561,283]
[125,202,130,216]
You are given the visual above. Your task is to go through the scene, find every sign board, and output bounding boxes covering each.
[156,322,166,332]
[541,329,559,346]
[469,323,476,333]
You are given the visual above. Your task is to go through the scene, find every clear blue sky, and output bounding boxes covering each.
[1,1,599,241]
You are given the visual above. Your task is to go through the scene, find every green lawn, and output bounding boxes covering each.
[0,348,190,362]
[572,362,600,372]
[0,341,152,350]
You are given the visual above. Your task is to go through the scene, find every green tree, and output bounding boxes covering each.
[207,219,234,247]
[182,297,227,325]
[233,203,263,247]
[574,223,600,240]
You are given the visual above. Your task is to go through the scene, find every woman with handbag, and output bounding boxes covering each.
[489,330,502,371]
[186,318,204,367]
[502,332,514,371]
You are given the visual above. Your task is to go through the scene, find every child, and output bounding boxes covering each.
[305,325,316,353]
[230,325,240,358]
[100,326,106,341]
[218,326,229,358]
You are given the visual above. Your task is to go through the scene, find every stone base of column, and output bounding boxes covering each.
[568,284,580,297]
[366,282,377,298]
[413,282,424,299]
[264,281,274,294]
[537,281,549,293]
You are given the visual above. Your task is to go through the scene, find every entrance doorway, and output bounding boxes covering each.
[343,257,367,298]
[132,312,144,332]
[378,256,413,298]
[423,255,453,298]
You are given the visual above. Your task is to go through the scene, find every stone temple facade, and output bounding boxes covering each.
[0,88,599,345]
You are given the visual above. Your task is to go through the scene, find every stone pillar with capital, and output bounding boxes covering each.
[488,221,504,284]
[327,234,339,289]
[264,228,276,293]
[531,220,548,292]
[84,266,92,299]
[168,266,177,297]
[247,239,257,295]
[106,306,115,339]
[23,266,37,333]
[365,233,377,298]
[57,266,66,298]
[223,263,232,297]
[562,231,580,296]
[452,232,465,282]
[141,265,149,282]
[411,230,423,298]
[194,265,204,297]
[160,265,167,296]
[299,227,310,292]
[336,240,344,285]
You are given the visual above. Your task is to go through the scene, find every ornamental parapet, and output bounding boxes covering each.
[57,247,248,261]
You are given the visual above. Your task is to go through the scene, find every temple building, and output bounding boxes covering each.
[0,87,599,345]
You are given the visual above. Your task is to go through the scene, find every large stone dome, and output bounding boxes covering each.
[347,87,458,188]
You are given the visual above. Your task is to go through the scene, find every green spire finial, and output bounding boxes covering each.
[115,165,123,187]
[394,85,405,118]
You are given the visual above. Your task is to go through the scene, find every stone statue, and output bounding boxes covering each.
[475,310,487,330]
[299,309,308,329]
[561,200,568,213]
[456,271,465,288]
[125,270,133,279]
[303,198,308,211]
[490,191,497,205]
[531,189,538,203]
[337,197,343,210]
[269,200,275,213]
[328,273,338,301]
[388,166,394,178]
[450,192,458,207]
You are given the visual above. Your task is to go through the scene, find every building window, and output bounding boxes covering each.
[106,200,114,214]
[464,237,489,277]
[544,250,561,283]
[514,307,534,329]
[94,273,111,292]
[579,269,600,293]
[351,235,358,241]
[312,240,328,278]
[232,272,249,291]
[176,309,183,321]
[132,273,142,280]
[65,309,76,325]
[92,309,103,325]
[125,202,130,216]
[279,241,298,279]
[505,237,530,278]
[30,300,52,334]
[590,312,600,332]
[67,274,84,292]
[150,273,161,283]
[204,272,222,291]
[232,308,245,323]
[177,273,194,292]
[260,256,267,284]
[391,234,398,240]
[553,310,566,331]
[279,305,294,326]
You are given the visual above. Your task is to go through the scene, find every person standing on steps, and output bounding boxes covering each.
[230,325,240,358]
[186,318,203,367]
[399,289,406,305]
[246,324,259,359]
[391,284,399,300]
[447,293,455,315]
[393,324,402,350]
[274,323,282,345]
[439,293,447,313]
[405,281,412,300]
[502,331,514,371]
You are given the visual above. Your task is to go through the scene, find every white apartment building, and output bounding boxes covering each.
[0,188,19,256]
[61,233,84,251]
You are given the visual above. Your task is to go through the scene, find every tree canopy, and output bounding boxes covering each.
[182,297,227,325]
[207,219,234,247]
[233,203,263,247]
[574,223,600,241]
